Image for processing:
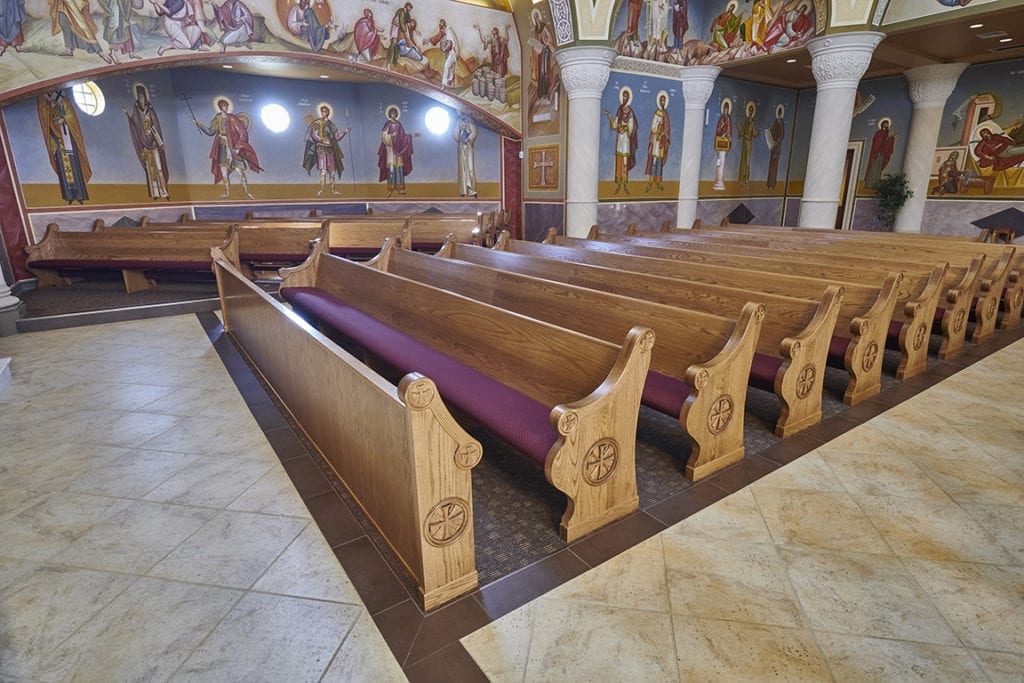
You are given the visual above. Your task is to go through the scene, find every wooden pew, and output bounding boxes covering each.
[376,241,769,468]
[280,239,654,543]
[25,224,238,292]
[689,222,1024,332]
[211,248,480,611]
[431,240,838,438]
[526,232,902,405]
[583,226,971,366]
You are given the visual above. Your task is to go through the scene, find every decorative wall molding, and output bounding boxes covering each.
[550,0,576,46]
[612,56,685,80]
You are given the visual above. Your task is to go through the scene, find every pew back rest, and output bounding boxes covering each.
[325,218,409,250]
[27,225,234,262]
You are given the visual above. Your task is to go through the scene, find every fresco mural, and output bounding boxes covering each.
[2,67,504,208]
[881,0,999,26]
[698,76,797,197]
[0,0,521,133]
[931,58,1024,198]
[525,4,560,138]
[598,70,681,200]
[610,0,816,67]
[848,76,911,195]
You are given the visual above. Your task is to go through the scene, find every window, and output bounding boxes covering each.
[71,81,105,116]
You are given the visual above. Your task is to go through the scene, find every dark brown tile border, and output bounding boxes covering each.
[196,311,1024,679]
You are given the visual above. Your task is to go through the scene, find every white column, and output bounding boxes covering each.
[894,63,969,233]
[555,46,618,238]
[799,32,885,229]
[676,66,721,230]
[0,267,22,336]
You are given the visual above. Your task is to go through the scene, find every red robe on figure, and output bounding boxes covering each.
[377,118,415,181]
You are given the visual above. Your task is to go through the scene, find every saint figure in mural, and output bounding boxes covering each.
[647,0,670,57]
[378,106,419,197]
[764,2,812,51]
[936,0,973,6]
[671,0,688,49]
[149,0,211,55]
[624,0,642,40]
[214,0,254,51]
[766,104,785,189]
[747,0,772,50]
[531,9,554,103]
[474,24,510,77]
[37,90,91,204]
[303,105,350,197]
[710,1,742,51]
[604,88,638,195]
[452,112,478,197]
[0,0,27,56]
[738,101,759,190]
[287,0,330,52]
[100,0,140,63]
[387,2,424,68]
[124,85,170,201]
[864,118,895,189]
[194,98,260,199]
[352,9,383,63]
[645,93,671,192]
[931,151,963,196]
[974,128,1024,172]
[51,0,112,62]
[713,99,732,191]
[427,19,459,91]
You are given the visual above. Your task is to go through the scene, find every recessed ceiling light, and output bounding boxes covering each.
[970,23,984,29]
[319,75,329,79]
[222,64,233,69]
[999,37,1013,43]
[786,58,797,63]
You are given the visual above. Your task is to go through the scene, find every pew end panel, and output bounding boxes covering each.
[937,254,985,359]
[24,224,71,288]
[681,302,766,480]
[839,272,902,405]
[972,249,1014,343]
[1002,269,1024,330]
[893,262,948,380]
[212,254,481,611]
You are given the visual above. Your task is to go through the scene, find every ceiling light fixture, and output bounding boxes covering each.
[999,37,1013,43]
[970,23,984,29]
[320,75,329,79]
[786,58,797,63]
[222,64,233,69]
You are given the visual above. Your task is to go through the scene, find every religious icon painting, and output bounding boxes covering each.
[528,144,560,191]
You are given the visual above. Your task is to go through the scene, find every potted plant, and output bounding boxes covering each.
[874,172,913,230]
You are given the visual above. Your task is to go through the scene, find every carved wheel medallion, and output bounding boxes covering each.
[953,310,967,334]
[455,442,481,469]
[424,497,469,547]
[796,365,816,399]
[986,298,998,321]
[407,380,435,409]
[913,323,928,351]
[558,411,579,435]
[708,395,734,434]
[583,438,619,486]
[1014,290,1023,311]
[862,342,879,372]
[640,330,656,351]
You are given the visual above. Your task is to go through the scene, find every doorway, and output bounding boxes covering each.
[835,140,863,230]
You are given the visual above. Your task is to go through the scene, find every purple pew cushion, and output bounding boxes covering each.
[641,370,691,418]
[886,319,906,350]
[827,335,850,369]
[749,353,782,393]
[281,286,558,466]
[30,259,211,270]
[328,247,382,257]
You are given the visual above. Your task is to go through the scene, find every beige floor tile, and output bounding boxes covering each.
[41,577,242,683]
[749,452,846,493]
[0,486,47,522]
[227,466,312,517]
[866,416,985,461]
[253,524,361,603]
[961,503,1024,565]
[547,536,670,613]
[816,423,907,455]
[0,493,133,562]
[148,509,306,588]
[461,602,536,683]
[171,592,361,682]
[816,633,987,681]
[673,617,831,682]
[905,559,1024,654]
[752,487,891,554]
[48,501,217,574]
[92,382,180,412]
[521,599,678,681]
[670,488,774,543]
[953,425,1024,473]
[971,649,1024,682]
[858,495,1015,564]
[76,410,186,449]
[65,448,199,499]
[0,563,135,679]
[0,440,129,492]
[321,610,406,683]
[779,547,959,644]
[820,449,951,500]
[139,414,275,459]
[12,408,128,445]
[912,453,1024,507]
[663,533,805,628]
[141,385,252,419]
[142,456,274,508]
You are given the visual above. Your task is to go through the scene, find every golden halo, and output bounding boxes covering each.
[878,117,892,129]
[776,104,785,118]
[384,103,401,120]
[212,95,233,112]
[656,89,669,105]
[720,97,733,114]
[315,102,333,117]
[726,0,738,12]
[131,82,149,97]
[746,101,756,116]
[619,85,633,102]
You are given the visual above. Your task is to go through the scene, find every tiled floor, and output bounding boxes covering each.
[1,313,1022,681]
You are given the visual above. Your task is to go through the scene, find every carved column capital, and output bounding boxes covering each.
[807,31,885,91]
[555,46,618,100]
[679,66,721,110]
[904,63,969,108]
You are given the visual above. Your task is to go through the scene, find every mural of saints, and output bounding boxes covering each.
[0,0,26,55]
[303,105,350,197]
[605,87,638,194]
[124,85,170,200]
[645,92,671,192]
[452,111,477,197]
[351,9,383,63]
[766,104,785,189]
[149,0,212,55]
[378,106,419,197]
[864,118,895,190]
[426,19,458,91]
[738,101,759,190]
[37,90,91,204]
[286,0,331,52]
[974,128,1024,172]
[100,0,141,62]
[193,97,261,199]
[214,0,255,51]
[713,98,732,191]
[51,0,111,62]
